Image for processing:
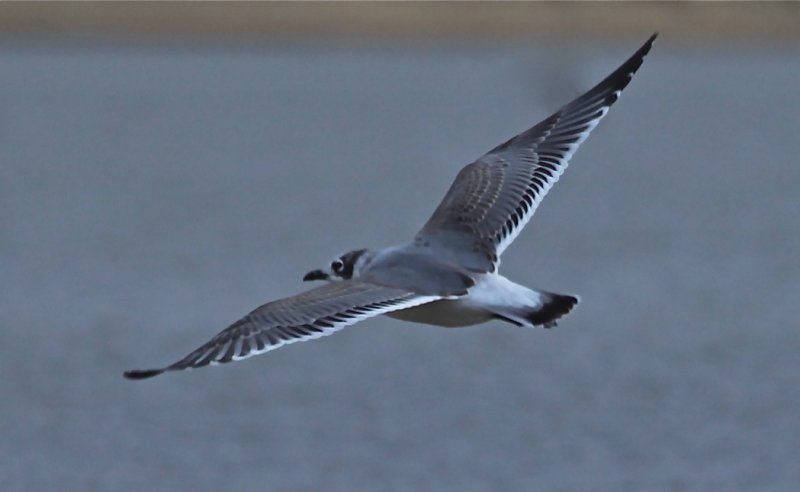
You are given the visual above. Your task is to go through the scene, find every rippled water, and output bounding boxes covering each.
[2,38,799,491]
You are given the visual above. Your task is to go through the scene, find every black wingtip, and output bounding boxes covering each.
[636,32,658,65]
[643,32,658,55]
[124,368,166,380]
[564,31,658,109]
[611,31,658,81]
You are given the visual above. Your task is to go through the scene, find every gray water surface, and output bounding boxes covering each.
[2,39,799,491]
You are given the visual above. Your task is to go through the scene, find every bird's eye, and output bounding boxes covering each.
[331,259,344,273]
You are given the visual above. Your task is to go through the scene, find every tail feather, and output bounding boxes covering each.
[526,292,579,328]
[493,291,579,329]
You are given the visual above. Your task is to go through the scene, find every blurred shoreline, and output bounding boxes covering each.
[1,2,798,44]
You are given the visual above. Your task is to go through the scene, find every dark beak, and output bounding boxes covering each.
[303,269,328,282]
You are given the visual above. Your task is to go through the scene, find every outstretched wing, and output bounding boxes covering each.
[414,33,657,272]
[124,280,442,379]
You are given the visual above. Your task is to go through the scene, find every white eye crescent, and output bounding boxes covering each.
[331,259,344,273]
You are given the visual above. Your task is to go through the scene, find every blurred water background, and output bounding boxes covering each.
[2,4,799,491]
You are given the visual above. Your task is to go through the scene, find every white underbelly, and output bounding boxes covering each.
[385,298,493,327]
[384,273,540,328]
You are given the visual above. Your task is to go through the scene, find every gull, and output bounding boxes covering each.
[125,33,656,380]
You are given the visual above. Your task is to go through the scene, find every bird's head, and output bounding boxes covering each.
[303,248,372,282]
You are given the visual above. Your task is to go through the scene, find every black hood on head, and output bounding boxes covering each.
[339,248,368,279]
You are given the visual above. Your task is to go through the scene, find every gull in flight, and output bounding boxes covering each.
[125,34,656,380]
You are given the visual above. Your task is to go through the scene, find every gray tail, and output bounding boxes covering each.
[493,291,579,329]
